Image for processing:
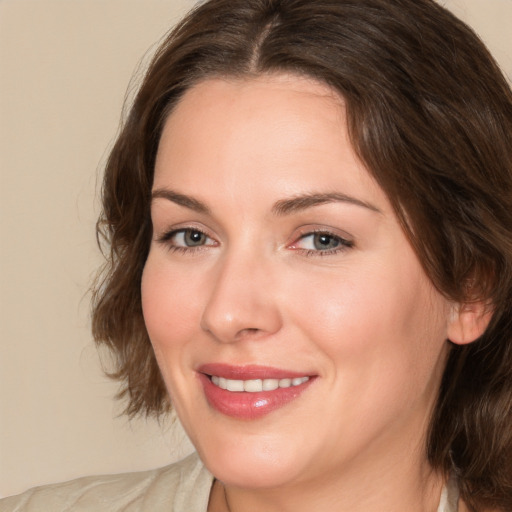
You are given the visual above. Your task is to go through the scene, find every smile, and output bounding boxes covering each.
[210,375,310,392]
[197,364,315,419]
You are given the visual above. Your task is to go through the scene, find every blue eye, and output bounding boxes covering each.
[158,228,216,252]
[292,231,353,255]
[305,233,342,250]
[174,229,209,247]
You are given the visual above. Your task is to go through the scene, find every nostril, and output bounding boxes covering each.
[235,327,261,339]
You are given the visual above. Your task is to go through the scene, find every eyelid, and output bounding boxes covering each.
[155,224,218,252]
[287,226,354,255]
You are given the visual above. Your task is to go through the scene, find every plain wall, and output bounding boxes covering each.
[0,0,511,499]
[0,0,198,498]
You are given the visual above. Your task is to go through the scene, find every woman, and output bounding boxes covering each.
[2,0,511,511]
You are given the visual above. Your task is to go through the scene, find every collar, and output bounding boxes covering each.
[437,474,459,512]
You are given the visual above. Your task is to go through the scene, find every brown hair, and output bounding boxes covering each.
[92,1,512,509]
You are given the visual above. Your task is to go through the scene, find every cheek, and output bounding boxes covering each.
[140,255,209,413]
[283,261,402,350]
[285,257,448,390]
[141,255,203,357]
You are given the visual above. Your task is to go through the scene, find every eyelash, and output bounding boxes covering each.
[290,230,354,257]
[156,227,354,257]
[156,227,216,254]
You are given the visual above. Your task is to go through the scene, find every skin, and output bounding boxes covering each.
[142,74,482,512]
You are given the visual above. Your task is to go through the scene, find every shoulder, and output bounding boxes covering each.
[0,453,213,512]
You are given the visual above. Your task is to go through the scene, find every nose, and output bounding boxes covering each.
[200,251,282,343]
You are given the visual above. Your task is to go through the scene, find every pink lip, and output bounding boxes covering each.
[198,363,310,380]
[197,364,315,420]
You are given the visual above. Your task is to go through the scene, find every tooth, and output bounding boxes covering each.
[279,378,292,388]
[262,379,279,391]
[226,379,244,392]
[244,379,263,392]
[211,375,310,392]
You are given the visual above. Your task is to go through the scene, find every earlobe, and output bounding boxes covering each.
[447,301,493,345]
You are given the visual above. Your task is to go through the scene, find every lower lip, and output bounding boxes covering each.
[198,373,314,420]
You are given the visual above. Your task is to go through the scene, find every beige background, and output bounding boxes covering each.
[0,0,511,499]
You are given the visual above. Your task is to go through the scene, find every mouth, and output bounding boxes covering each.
[197,364,315,420]
[209,375,310,392]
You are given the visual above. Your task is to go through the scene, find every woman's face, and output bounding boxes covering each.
[142,75,453,490]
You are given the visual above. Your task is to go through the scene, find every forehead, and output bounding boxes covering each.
[154,74,385,211]
[172,73,344,115]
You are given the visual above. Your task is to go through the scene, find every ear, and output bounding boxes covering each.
[447,301,493,345]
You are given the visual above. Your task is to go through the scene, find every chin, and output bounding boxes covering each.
[195,431,310,489]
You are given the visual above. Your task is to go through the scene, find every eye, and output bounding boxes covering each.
[302,233,342,250]
[289,230,353,255]
[157,227,217,252]
[174,229,209,247]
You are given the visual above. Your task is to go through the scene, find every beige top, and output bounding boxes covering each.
[0,454,212,512]
[0,452,459,511]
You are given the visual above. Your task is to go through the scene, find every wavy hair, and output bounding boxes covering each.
[92,1,512,510]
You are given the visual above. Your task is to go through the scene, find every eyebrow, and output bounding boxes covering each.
[151,188,210,214]
[151,189,380,216]
[271,192,381,215]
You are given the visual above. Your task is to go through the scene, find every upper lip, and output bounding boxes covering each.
[197,363,313,380]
